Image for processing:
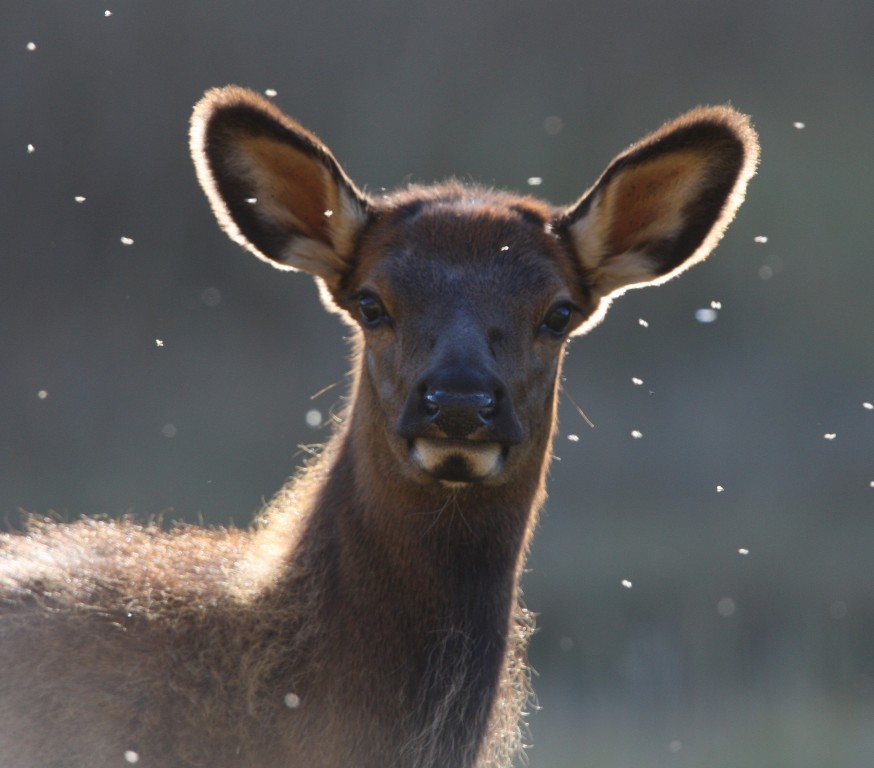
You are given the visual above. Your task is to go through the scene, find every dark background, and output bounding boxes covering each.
[2,2,873,766]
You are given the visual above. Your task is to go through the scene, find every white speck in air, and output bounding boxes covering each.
[526,177,543,186]
[716,485,724,493]
[305,409,322,428]
[863,402,873,411]
[793,121,805,130]
[630,430,643,440]
[27,143,35,154]
[754,235,768,244]
[26,42,37,52]
[265,88,278,97]
[37,390,48,400]
[124,750,139,763]
[120,236,134,246]
[695,308,718,323]
[567,434,579,442]
[155,339,164,348]
[323,209,333,217]
[632,377,644,386]
[738,548,749,556]
[104,10,112,17]
[201,287,222,307]
[710,300,722,310]
[74,195,86,203]
[638,318,649,328]
[543,116,564,135]
[284,693,301,709]
[621,579,633,589]
[246,197,257,204]
[823,433,836,441]
[500,245,509,252]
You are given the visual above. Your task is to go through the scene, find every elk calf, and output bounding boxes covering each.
[0,88,758,767]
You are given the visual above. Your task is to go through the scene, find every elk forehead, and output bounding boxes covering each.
[352,195,581,319]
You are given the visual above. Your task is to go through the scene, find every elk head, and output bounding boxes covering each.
[191,88,758,491]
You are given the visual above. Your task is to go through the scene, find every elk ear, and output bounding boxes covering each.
[557,106,759,313]
[190,87,371,289]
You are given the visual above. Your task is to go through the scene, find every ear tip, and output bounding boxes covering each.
[193,85,268,113]
[190,86,296,146]
[678,105,761,166]
[190,86,253,152]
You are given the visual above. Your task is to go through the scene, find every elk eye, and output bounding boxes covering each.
[357,294,388,326]
[542,303,574,336]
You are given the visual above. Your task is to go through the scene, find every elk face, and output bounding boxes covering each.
[340,192,588,485]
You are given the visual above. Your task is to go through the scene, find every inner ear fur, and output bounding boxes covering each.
[557,106,760,301]
[190,86,371,286]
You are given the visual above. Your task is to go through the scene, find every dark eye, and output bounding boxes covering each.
[541,303,574,336]
[357,293,389,327]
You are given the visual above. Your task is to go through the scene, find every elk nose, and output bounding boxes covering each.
[423,390,496,438]
[397,372,523,445]
[421,387,515,442]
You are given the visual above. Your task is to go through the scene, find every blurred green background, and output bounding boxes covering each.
[2,1,873,765]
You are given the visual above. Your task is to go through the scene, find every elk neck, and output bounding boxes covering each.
[259,342,555,731]
[328,342,553,597]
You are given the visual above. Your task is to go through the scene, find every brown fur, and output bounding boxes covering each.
[0,89,758,767]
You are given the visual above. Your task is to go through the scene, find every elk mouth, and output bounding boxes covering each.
[409,438,507,484]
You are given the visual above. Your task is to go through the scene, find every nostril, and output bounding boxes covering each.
[478,395,496,420]
[424,392,440,416]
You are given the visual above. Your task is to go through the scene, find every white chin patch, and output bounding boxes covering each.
[410,439,504,483]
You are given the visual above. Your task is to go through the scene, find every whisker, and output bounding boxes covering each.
[565,391,595,429]
[309,380,341,400]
